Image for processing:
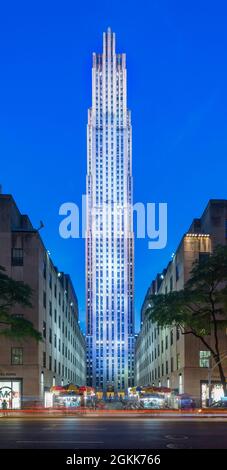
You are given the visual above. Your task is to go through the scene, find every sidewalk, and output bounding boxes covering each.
[1,409,227,419]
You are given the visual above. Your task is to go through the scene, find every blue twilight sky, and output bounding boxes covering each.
[0,0,227,332]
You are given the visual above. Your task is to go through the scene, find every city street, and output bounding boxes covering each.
[0,416,227,449]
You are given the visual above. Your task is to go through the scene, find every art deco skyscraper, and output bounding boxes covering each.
[86,28,134,393]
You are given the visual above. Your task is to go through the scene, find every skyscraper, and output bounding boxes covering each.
[86,28,134,393]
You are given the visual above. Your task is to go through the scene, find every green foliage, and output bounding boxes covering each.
[0,265,42,341]
[146,245,227,336]
[146,245,227,395]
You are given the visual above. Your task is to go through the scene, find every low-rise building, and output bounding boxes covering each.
[0,194,86,408]
[135,200,227,406]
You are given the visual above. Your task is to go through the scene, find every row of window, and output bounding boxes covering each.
[137,351,212,380]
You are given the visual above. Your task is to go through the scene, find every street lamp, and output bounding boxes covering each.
[208,351,227,407]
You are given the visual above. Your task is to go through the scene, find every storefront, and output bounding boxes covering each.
[129,386,173,409]
[201,381,226,407]
[0,379,22,409]
[46,384,95,408]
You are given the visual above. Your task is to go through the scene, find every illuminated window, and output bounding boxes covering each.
[199,351,211,368]
[179,373,183,394]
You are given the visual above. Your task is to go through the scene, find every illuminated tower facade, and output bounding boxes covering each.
[86,28,134,392]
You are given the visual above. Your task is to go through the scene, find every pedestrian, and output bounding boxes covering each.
[2,400,8,415]
[2,400,7,410]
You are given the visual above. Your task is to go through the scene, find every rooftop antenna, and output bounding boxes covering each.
[37,220,44,231]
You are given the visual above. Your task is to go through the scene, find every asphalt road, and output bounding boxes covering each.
[0,417,227,449]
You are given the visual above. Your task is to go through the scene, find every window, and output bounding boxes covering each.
[199,351,211,368]
[176,264,179,282]
[179,373,183,394]
[212,216,221,226]
[11,347,23,365]
[43,291,46,308]
[170,329,173,345]
[43,351,46,368]
[49,328,52,344]
[171,357,174,372]
[170,276,173,292]
[12,313,24,319]
[49,273,52,289]
[12,248,23,266]
[49,355,52,371]
[43,261,47,279]
[49,301,52,316]
[165,335,168,350]
[176,326,180,340]
[43,321,46,339]
[177,353,180,370]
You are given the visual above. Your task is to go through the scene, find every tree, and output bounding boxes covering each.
[0,265,42,341]
[146,245,227,396]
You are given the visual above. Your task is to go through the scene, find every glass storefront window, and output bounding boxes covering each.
[201,382,225,407]
[0,380,21,409]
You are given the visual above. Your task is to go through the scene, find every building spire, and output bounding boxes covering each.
[103,27,115,56]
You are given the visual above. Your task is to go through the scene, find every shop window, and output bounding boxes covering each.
[0,380,21,409]
[11,348,23,365]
